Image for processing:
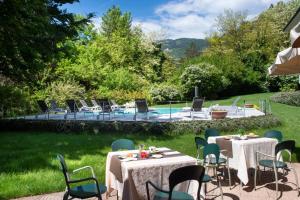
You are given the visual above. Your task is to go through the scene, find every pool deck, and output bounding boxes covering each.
[18,107,265,122]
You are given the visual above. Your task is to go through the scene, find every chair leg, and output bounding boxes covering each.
[63,191,69,200]
[227,162,232,188]
[254,165,258,190]
[274,167,278,199]
[216,168,224,200]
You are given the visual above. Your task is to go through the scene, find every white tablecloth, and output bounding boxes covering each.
[208,136,278,185]
[105,147,198,200]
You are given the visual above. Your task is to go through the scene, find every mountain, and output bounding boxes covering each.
[160,38,209,59]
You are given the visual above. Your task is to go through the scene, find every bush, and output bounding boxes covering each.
[0,114,281,135]
[180,63,227,99]
[34,81,85,106]
[0,85,33,117]
[150,84,182,103]
[88,88,151,105]
[266,75,299,92]
[270,91,300,106]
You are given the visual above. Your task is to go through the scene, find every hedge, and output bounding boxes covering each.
[270,91,300,107]
[0,114,281,135]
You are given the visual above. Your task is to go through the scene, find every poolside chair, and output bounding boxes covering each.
[214,96,241,115]
[254,140,299,198]
[57,154,107,200]
[135,99,158,120]
[111,139,135,151]
[109,99,124,110]
[50,100,65,113]
[36,100,49,119]
[79,99,100,112]
[190,97,206,119]
[146,165,205,200]
[65,99,80,119]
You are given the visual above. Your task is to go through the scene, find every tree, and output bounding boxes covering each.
[180,63,226,98]
[101,6,132,38]
[0,0,93,83]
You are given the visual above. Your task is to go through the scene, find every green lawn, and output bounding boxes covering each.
[0,92,300,199]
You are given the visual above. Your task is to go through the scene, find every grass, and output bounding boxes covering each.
[0,92,300,199]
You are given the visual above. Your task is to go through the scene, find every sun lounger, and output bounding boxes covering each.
[79,99,100,111]
[190,98,206,119]
[135,99,158,120]
[50,100,65,113]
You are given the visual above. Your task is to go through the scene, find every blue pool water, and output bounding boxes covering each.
[151,107,182,114]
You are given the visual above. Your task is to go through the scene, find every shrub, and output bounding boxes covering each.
[88,88,151,105]
[180,63,227,99]
[0,114,281,135]
[266,75,299,92]
[0,85,33,117]
[150,84,182,103]
[34,81,85,106]
[270,91,300,106]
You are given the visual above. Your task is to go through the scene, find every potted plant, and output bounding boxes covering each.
[210,108,228,119]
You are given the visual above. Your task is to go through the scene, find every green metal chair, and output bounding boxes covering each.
[195,137,208,163]
[57,154,107,200]
[264,130,283,142]
[111,139,135,151]
[254,140,299,198]
[205,128,220,141]
[146,165,205,200]
[202,143,226,199]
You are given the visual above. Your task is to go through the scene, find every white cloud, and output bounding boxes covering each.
[136,0,289,39]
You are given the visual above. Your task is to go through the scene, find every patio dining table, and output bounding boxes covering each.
[208,135,278,185]
[105,147,198,200]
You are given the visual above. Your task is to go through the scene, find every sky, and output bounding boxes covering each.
[62,0,289,39]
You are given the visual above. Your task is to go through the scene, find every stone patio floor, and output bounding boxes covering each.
[13,163,300,200]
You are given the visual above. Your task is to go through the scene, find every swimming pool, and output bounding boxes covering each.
[125,107,183,114]
[151,107,182,114]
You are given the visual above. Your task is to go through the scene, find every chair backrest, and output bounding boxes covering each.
[275,140,295,155]
[135,99,149,113]
[168,165,205,200]
[79,99,89,107]
[98,99,112,112]
[232,96,241,107]
[195,137,208,150]
[91,99,99,107]
[192,98,204,112]
[57,154,70,189]
[264,130,283,142]
[110,100,117,106]
[205,128,220,141]
[66,99,79,113]
[37,100,49,113]
[111,139,135,151]
[203,143,220,164]
[50,100,59,110]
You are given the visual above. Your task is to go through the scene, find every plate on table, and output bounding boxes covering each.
[118,155,128,159]
[152,154,163,159]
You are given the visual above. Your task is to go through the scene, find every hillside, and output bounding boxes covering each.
[160,38,208,59]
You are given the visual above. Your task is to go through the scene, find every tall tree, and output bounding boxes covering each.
[101,6,132,38]
[0,0,93,83]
